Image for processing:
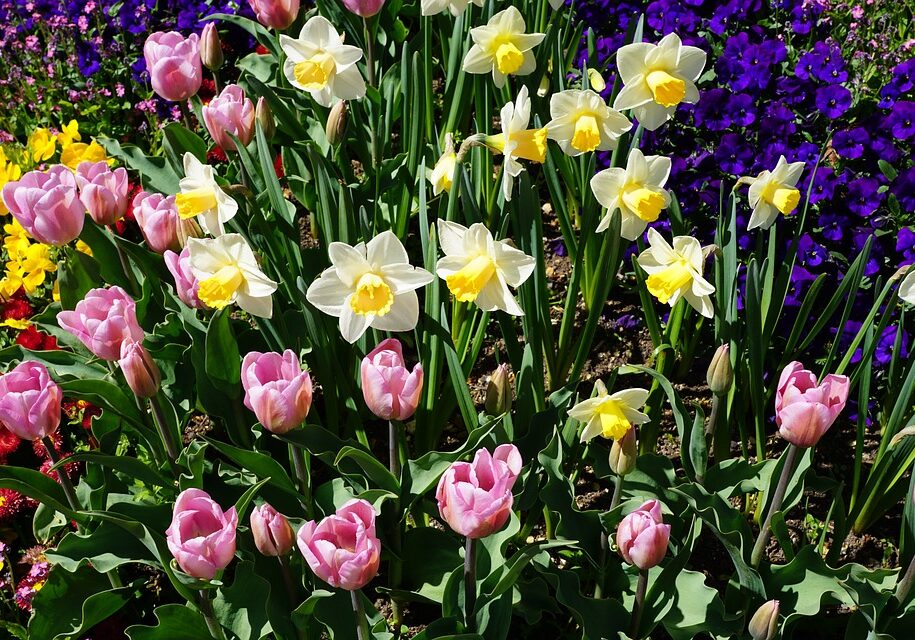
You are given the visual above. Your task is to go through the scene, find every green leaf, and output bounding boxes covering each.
[335,446,400,493]
[0,466,82,524]
[126,604,214,640]
[213,561,271,640]
[399,528,463,603]
[205,309,241,396]
[54,452,173,491]
[205,438,299,497]
[46,523,158,573]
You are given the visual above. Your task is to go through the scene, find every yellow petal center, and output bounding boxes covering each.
[446,254,496,303]
[349,272,394,316]
[622,186,666,222]
[494,40,524,75]
[197,264,244,309]
[294,53,336,91]
[510,127,548,163]
[762,184,800,215]
[571,113,602,152]
[596,398,631,440]
[175,189,218,220]
[646,70,686,108]
[646,258,693,304]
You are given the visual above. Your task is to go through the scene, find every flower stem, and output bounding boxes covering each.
[362,17,379,172]
[149,393,181,471]
[751,444,799,567]
[895,552,915,605]
[197,590,227,640]
[351,589,372,640]
[464,536,477,631]
[289,442,313,519]
[388,420,401,478]
[107,225,140,297]
[630,568,648,638]
[595,475,624,599]
[42,437,80,515]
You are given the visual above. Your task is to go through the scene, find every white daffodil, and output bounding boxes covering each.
[175,152,238,237]
[569,380,650,442]
[280,16,366,108]
[484,85,548,202]
[421,0,482,16]
[188,234,278,318]
[462,7,545,88]
[636,228,715,318]
[899,266,915,305]
[435,220,534,316]
[591,148,671,240]
[613,33,706,131]
[547,89,632,156]
[306,231,434,344]
[739,156,805,231]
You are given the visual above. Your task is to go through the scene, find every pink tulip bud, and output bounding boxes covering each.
[164,248,205,309]
[241,350,313,434]
[143,32,203,102]
[133,191,181,254]
[341,0,385,17]
[248,0,300,30]
[119,340,161,399]
[250,503,295,556]
[775,361,849,448]
[2,166,85,246]
[748,599,780,640]
[74,161,129,226]
[0,361,62,441]
[616,499,671,569]
[360,338,423,422]
[200,23,224,71]
[166,488,238,580]
[297,499,381,590]
[436,444,522,539]
[57,286,145,361]
[202,84,256,152]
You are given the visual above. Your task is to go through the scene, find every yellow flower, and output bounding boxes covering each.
[0,275,21,299]
[28,129,57,162]
[568,380,650,442]
[2,318,31,330]
[16,243,57,293]
[4,218,31,258]
[58,120,81,147]
[60,140,108,170]
[52,279,60,303]
[76,239,93,257]
[0,155,22,215]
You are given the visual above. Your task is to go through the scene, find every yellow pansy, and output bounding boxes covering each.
[0,154,22,215]
[0,275,21,299]
[2,318,31,330]
[4,218,31,258]
[16,243,57,293]
[28,128,57,162]
[58,120,81,147]
[60,140,108,170]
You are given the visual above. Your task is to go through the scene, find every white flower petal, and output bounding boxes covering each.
[370,291,419,332]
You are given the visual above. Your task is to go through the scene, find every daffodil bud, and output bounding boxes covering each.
[485,364,512,415]
[587,67,606,93]
[326,100,348,146]
[537,73,550,98]
[176,216,203,249]
[706,344,733,396]
[748,600,779,640]
[609,427,637,476]
[200,23,224,72]
[256,97,275,141]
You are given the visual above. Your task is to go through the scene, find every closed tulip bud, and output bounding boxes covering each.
[776,362,849,448]
[248,0,299,30]
[119,340,161,399]
[0,361,62,441]
[748,600,779,640]
[75,161,129,226]
[608,427,637,476]
[202,84,255,151]
[342,0,385,17]
[326,100,348,146]
[256,97,275,141]
[200,23,224,71]
[143,32,203,103]
[166,489,238,580]
[484,364,512,415]
[241,350,313,434]
[361,339,423,422]
[706,344,733,396]
[133,191,181,254]
[297,499,381,590]
[250,503,295,556]
[58,286,145,361]
[616,499,670,569]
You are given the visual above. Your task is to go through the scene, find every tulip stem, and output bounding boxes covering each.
[751,444,799,567]
[630,569,648,638]
[277,554,299,606]
[107,226,140,297]
[43,437,80,513]
[895,551,915,606]
[290,443,313,519]
[464,536,477,631]
[388,420,401,478]
[180,101,195,131]
[197,590,227,640]
[149,393,181,471]
[351,589,372,640]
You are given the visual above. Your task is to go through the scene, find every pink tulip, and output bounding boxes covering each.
[616,499,671,569]
[241,350,313,434]
[296,499,380,590]
[143,32,202,102]
[133,191,181,254]
[360,338,423,422]
[119,340,161,399]
[57,286,145,361]
[74,161,129,226]
[251,503,295,556]
[166,488,238,580]
[202,84,256,152]
[2,166,85,246]
[342,0,385,17]
[436,444,522,539]
[199,23,223,71]
[0,361,62,441]
[775,361,850,448]
[248,0,299,30]
[164,248,204,309]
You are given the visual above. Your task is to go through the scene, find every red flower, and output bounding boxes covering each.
[0,488,25,523]
[0,425,19,459]
[207,146,228,165]
[33,431,62,459]
[255,44,269,55]
[274,153,284,179]
[40,455,79,483]
[15,326,58,351]
[2,298,33,321]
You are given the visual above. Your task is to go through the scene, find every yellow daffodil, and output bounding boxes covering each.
[187,233,278,318]
[613,33,706,131]
[636,228,715,318]
[421,0,482,16]
[435,220,534,316]
[176,153,238,237]
[590,148,672,240]
[60,140,108,169]
[28,128,57,162]
[58,120,81,147]
[569,380,650,442]
[280,16,366,108]
[547,89,632,156]
[738,156,805,231]
[306,231,434,343]
[462,7,545,88]
[484,86,548,202]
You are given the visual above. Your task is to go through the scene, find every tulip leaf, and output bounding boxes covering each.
[334,446,400,493]
[205,438,298,497]
[126,604,214,640]
[213,561,271,640]
[46,522,158,573]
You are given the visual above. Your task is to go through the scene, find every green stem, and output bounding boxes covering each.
[464,536,477,631]
[197,590,227,640]
[351,589,372,640]
[108,225,140,297]
[388,420,401,478]
[750,444,799,567]
[289,442,313,519]
[149,393,181,471]
[630,569,648,638]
